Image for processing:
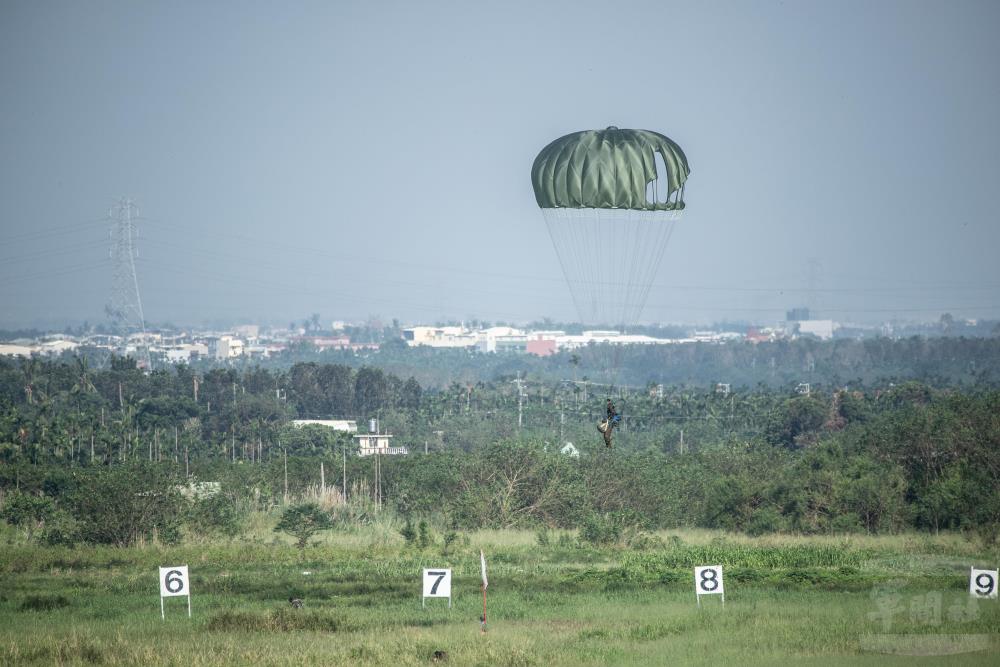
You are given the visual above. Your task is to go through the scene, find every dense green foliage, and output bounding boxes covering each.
[1,337,999,545]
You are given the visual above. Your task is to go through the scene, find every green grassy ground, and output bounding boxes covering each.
[1,527,998,665]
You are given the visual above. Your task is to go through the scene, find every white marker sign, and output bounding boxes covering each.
[158,565,191,619]
[422,568,452,608]
[694,565,724,606]
[969,567,997,599]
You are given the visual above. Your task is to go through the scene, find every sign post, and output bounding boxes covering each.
[480,549,488,633]
[969,567,998,599]
[159,565,191,619]
[694,565,724,607]
[422,568,452,609]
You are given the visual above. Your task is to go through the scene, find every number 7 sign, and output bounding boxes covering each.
[422,568,452,608]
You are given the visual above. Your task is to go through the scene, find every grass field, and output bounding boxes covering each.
[1,525,998,665]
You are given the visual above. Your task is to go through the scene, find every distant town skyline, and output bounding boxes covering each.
[2,1,999,329]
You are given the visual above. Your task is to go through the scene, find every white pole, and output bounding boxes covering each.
[160,596,165,620]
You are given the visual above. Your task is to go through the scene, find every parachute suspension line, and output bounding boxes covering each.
[624,210,652,324]
[605,208,621,329]
[548,209,590,322]
[635,211,680,321]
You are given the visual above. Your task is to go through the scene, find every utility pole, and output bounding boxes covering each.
[559,403,565,443]
[512,375,526,429]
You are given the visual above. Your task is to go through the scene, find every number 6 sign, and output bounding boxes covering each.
[969,567,997,599]
[422,568,452,608]
[158,565,191,619]
[694,565,725,606]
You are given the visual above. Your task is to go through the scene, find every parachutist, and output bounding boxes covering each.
[598,398,620,447]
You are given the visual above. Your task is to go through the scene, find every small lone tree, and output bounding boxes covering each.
[275,503,334,552]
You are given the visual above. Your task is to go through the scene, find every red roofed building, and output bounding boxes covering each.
[526,337,557,357]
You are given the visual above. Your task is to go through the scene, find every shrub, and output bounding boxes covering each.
[746,507,784,536]
[417,519,431,549]
[69,466,185,547]
[400,518,416,544]
[40,509,78,547]
[275,503,334,551]
[18,594,70,612]
[442,529,458,554]
[188,493,246,537]
[580,512,623,546]
[207,608,341,632]
[1,491,54,541]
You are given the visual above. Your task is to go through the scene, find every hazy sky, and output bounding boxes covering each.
[2,0,998,330]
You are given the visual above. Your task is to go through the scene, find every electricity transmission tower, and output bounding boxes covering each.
[106,197,151,368]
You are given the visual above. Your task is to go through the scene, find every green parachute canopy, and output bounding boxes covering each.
[531,126,691,330]
[531,127,689,211]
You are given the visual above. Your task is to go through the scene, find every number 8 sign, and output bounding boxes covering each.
[694,565,725,606]
[969,567,997,599]
[422,568,452,608]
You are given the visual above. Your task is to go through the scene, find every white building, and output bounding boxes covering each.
[0,344,34,357]
[476,326,528,353]
[38,339,79,356]
[796,320,837,340]
[210,336,245,359]
[403,326,476,348]
[353,432,408,456]
[161,343,208,364]
[292,419,358,433]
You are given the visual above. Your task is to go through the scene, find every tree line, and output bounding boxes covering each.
[1,343,998,545]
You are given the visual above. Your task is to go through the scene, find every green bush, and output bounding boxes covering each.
[206,608,341,632]
[275,503,334,551]
[746,507,784,536]
[442,529,458,554]
[18,594,70,612]
[188,493,246,537]
[39,509,78,547]
[1,491,54,541]
[580,512,623,546]
[67,466,184,547]
[417,520,430,549]
[399,517,416,544]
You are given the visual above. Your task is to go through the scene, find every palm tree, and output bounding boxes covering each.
[19,357,39,405]
[569,354,581,382]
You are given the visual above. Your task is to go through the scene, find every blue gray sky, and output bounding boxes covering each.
[2,0,998,329]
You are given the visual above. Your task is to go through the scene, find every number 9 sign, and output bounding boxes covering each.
[969,567,998,599]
